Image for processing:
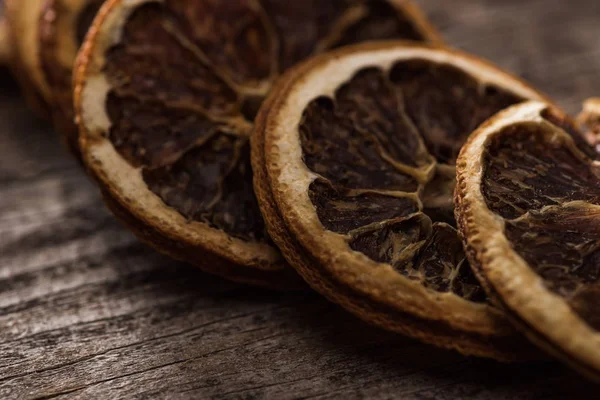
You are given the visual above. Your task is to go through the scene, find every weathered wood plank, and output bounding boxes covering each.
[1,0,599,398]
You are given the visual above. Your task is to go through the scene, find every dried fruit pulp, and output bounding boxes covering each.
[456,101,600,380]
[253,42,550,358]
[75,0,441,287]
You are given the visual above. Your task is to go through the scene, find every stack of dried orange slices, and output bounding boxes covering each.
[5,0,594,379]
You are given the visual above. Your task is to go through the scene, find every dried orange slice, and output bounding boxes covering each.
[74,0,441,287]
[6,0,103,151]
[456,101,600,378]
[252,42,550,358]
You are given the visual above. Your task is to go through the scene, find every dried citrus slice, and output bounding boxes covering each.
[456,101,600,378]
[6,0,102,148]
[252,42,550,358]
[74,0,441,287]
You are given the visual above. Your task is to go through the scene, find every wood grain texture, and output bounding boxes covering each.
[1,0,599,398]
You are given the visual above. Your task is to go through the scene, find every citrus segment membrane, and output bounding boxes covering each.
[309,179,420,234]
[143,137,267,242]
[482,124,600,220]
[505,205,600,320]
[259,0,433,72]
[298,60,527,300]
[389,59,526,163]
[300,95,422,192]
[77,0,440,285]
[167,0,275,89]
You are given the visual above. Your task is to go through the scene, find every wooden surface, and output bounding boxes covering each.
[1,0,599,398]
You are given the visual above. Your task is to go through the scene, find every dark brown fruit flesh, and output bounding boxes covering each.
[481,113,600,329]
